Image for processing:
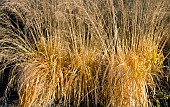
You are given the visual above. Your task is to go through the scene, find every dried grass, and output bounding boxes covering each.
[0,0,169,107]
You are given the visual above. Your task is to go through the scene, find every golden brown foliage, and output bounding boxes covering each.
[0,0,169,106]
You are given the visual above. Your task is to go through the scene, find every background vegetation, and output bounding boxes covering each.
[0,0,169,107]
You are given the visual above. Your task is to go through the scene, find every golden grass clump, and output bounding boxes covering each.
[0,0,169,107]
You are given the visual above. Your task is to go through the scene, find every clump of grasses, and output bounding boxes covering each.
[0,0,169,107]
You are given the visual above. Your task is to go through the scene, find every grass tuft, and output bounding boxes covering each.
[0,0,169,107]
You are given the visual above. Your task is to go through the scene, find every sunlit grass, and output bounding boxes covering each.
[0,0,169,107]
